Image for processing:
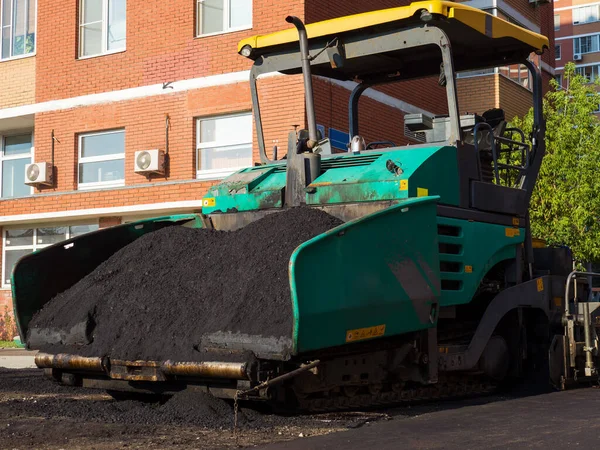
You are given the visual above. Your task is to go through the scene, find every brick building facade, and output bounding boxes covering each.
[0,0,554,339]
[553,0,600,100]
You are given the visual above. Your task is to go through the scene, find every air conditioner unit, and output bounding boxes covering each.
[134,149,165,175]
[24,162,53,186]
[574,54,583,61]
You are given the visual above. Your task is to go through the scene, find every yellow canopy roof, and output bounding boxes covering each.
[238,1,549,57]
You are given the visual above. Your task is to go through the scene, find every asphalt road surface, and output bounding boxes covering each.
[260,386,600,449]
[2,350,599,450]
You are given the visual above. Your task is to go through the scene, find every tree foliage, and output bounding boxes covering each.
[511,62,600,264]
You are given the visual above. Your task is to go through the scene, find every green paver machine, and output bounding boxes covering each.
[12,1,600,409]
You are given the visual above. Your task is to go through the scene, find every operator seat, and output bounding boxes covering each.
[477,108,507,183]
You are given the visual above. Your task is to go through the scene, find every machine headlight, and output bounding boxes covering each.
[420,9,433,22]
[240,45,252,57]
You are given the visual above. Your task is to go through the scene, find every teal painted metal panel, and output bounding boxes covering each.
[202,145,460,213]
[289,197,441,354]
[436,217,524,307]
[307,146,459,206]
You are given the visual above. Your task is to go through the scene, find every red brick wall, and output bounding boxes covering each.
[457,74,534,121]
[539,2,555,96]
[36,0,305,102]
[306,0,404,23]
[457,76,498,117]
[99,217,122,228]
[314,78,407,146]
[0,57,35,108]
[498,75,534,120]
[255,75,307,159]
[0,180,213,217]
[503,0,541,26]
[33,82,253,193]
[539,3,555,68]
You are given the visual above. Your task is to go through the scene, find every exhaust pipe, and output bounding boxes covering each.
[286,16,318,149]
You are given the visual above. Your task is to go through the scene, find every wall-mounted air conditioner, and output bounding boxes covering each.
[574,54,583,61]
[24,162,54,186]
[134,149,165,175]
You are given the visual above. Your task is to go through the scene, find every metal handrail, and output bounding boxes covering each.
[494,130,530,174]
[564,270,600,316]
[472,122,531,186]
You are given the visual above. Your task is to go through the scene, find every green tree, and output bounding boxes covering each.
[511,62,600,264]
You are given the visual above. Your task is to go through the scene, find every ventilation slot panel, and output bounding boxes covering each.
[439,243,462,255]
[438,225,461,237]
[440,261,462,273]
[441,280,463,291]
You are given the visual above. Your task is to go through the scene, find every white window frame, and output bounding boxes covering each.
[574,34,600,55]
[573,5,600,25]
[2,221,99,287]
[0,0,37,61]
[196,0,253,38]
[555,44,561,61]
[78,129,125,190]
[0,132,33,199]
[196,112,253,180]
[554,14,560,31]
[576,64,600,83]
[78,0,126,59]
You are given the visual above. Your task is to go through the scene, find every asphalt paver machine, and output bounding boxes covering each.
[13,1,600,410]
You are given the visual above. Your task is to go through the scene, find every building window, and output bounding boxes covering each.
[2,223,98,286]
[574,35,600,56]
[554,73,562,90]
[0,133,32,199]
[555,45,561,60]
[1,0,36,60]
[573,5,600,25]
[196,0,252,37]
[78,129,125,190]
[576,65,600,83]
[554,14,560,31]
[196,112,252,180]
[79,0,126,58]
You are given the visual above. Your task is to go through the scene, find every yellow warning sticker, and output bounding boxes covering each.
[400,180,408,191]
[512,217,520,226]
[346,324,386,343]
[417,187,429,197]
[202,198,216,207]
[505,228,521,238]
[553,297,562,307]
[537,278,544,292]
[465,265,473,273]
